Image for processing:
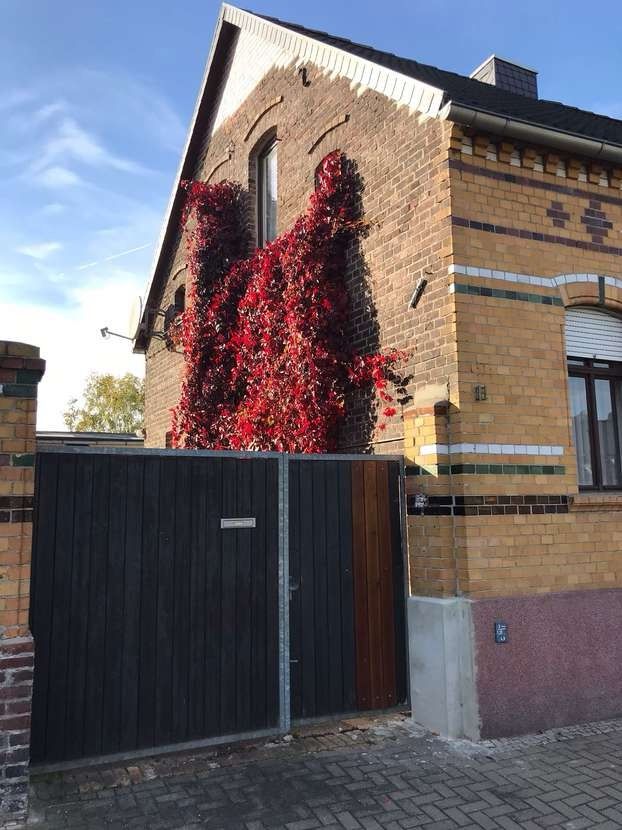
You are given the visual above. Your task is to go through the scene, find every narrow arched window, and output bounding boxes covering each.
[566,307,622,489]
[258,139,278,246]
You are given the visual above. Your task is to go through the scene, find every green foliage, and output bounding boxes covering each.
[64,372,144,433]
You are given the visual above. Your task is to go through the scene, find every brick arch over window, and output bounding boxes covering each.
[556,274,622,313]
[248,127,278,247]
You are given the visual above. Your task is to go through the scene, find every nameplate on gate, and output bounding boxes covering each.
[220,517,256,529]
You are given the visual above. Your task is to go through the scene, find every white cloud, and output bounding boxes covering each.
[2,271,145,430]
[40,202,65,215]
[37,165,83,188]
[16,241,62,259]
[32,116,151,177]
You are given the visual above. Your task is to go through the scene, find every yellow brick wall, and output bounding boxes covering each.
[0,342,43,639]
[406,125,622,599]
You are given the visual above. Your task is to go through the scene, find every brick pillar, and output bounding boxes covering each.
[0,342,45,826]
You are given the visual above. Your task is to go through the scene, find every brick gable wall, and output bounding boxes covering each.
[144,59,456,453]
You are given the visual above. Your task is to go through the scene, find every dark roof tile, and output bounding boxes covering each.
[256,11,622,147]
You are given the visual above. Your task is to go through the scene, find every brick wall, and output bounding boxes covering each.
[144,53,456,452]
[0,341,44,826]
[406,125,622,599]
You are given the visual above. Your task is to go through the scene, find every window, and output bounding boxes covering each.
[257,139,277,246]
[566,307,622,490]
[174,284,185,314]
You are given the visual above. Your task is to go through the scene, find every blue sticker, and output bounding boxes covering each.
[494,621,508,644]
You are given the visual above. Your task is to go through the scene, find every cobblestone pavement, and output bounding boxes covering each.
[28,713,622,830]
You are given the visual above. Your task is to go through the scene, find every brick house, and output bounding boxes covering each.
[135,4,622,739]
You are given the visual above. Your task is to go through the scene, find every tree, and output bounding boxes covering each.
[64,373,144,433]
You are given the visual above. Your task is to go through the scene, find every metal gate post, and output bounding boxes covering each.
[277,453,291,733]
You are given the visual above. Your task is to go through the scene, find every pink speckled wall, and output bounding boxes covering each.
[471,589,622,738]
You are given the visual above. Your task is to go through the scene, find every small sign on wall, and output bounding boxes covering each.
[220,517,256,529]
[494,621,509,644]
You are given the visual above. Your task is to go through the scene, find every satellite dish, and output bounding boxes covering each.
[128,296,144,340]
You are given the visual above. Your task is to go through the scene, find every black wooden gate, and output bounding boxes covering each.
[30,449,406,767]
[30,451,280,765]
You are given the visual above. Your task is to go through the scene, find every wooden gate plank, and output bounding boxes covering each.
[83,455,111,757]
[220,457,238,733]
[337,462,356,713]
[264,459,280,727]
[203,458,222,737]
[172,458,192,743]
[325,460,344,714]
[235,459,253,732]
[137,455,160,749]
[102,456,129,755]
[375,462,397,709]
[119,455,144,751]
[64,454,94,760]
[288,462,302,718]
[45,454,76,760]
[154,457,176,746]
[250,459,268,727]
[188,457,208,739]
[363,461,385,709]
[351,460,371,711]
[299,462,316,717]
[312,463,330,716]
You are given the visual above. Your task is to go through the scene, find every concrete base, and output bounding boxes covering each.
[407,596,479,740]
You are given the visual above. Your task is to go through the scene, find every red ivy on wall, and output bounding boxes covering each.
[171,151,403,452]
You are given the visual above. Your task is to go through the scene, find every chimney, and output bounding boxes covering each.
[470,54,538,99]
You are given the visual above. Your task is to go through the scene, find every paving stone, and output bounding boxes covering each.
[25,715,622,829]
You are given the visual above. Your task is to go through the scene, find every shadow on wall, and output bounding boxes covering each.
[340,161,412,451]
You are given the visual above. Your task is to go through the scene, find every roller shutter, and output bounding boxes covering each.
[565,307,622,362]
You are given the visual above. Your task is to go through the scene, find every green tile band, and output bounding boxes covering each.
[453,283,563,306]
[11,453,35,467]
[405,463,565,477]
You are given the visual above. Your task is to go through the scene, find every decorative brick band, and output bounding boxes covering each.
[449,264,622,293]
[407,494,570,516]
[450,158,622,210]
[0,496,34,525]
[406,463,565,477]
[451,215,622,258]
[419,443,564,457]
[452,282,563,307]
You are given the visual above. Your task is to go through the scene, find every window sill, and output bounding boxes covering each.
[570,493,622,512]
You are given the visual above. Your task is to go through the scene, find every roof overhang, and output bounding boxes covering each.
[441,101,622,165]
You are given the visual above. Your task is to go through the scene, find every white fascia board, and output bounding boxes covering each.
[222,4,444,114]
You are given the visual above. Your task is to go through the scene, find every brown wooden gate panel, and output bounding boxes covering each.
[289,457,406,720]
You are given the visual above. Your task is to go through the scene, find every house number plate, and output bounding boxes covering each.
[220,517,256,529]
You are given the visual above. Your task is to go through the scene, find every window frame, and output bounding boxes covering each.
[568,356,622,491]
[257,138,278,247]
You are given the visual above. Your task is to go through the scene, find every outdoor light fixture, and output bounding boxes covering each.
[408,277,427,310]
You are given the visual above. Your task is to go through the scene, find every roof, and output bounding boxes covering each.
[255,11,622,147]
[134,4,622,350]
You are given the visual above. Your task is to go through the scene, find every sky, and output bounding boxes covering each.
[2,1,622,430]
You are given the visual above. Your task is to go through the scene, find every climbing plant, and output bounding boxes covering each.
[171,151,403,452]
